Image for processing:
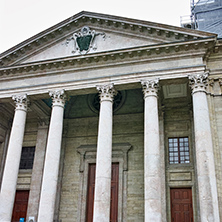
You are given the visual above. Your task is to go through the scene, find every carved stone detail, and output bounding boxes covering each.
[189,72,208,94]
[141,79,159,97]
[12,94,28,111]
[208,78,214,87]
[66,26,106,55]
[96,84,117,103]
[219,78,222,86]
[77,143,131,173]
[49,90,66,108]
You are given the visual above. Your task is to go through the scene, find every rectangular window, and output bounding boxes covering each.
[19,147,35,169]
[168,137,190,164]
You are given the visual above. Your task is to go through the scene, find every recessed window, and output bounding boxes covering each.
[19,147,35,169]
[168,137,190,164]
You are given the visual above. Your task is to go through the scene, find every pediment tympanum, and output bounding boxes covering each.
[21,26,160,64]
[0,11,216,66]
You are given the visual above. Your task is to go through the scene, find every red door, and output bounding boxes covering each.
[170,188,193,222]
[86,164,96,222]
[110,163,119,222]
[11,190,29,222]
[86,163,119,222]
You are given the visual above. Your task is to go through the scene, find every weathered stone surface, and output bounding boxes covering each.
[0,95,28,222]
[0,11,222,222]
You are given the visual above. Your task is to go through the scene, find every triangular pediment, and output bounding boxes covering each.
[0,11,217,66]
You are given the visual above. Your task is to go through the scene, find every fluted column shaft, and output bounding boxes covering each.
[38,90,66,222]
[93,84,116,222]
[141,80,162,222]
[189,73,220,222]
[0,95,28,222]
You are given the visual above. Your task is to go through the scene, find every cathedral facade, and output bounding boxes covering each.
[0,11,221,222]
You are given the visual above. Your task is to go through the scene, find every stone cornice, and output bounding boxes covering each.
[0,11,217,66]
[0,37,215,78]
[0,65,206,100]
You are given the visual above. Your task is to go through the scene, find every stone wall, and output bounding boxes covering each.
[212,95,222,220]
[58,112,144,222]
[163,101,197,221]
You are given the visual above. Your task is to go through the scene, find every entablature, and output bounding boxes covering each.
[0,37,215,78]
[0,65,206,101]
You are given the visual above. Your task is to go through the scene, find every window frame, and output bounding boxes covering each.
[19,146,35,170]
[168,137,190,164]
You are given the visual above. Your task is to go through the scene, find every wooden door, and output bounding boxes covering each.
[86,163,119,222]
[11,190,29,222]
[86,164,96,222]
[170,188,193,222]
[110,163,119,222]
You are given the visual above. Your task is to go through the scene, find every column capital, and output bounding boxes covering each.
[141,79,159,98]
[189,72,208,94]
[12,94,28,112]
[96,83,117,103]
[49,89,66,108]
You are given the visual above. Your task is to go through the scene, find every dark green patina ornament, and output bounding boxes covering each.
[67,26,105,55]
[73,26,95,54]
[76,35,92,52]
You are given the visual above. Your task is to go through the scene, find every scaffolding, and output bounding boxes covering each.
[180,0,200,29]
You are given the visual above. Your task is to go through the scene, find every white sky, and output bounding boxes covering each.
[0,0,191,54]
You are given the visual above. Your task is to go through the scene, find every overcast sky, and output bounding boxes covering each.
[0,0,191,53]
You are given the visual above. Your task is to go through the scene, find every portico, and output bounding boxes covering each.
[0,11,221,222]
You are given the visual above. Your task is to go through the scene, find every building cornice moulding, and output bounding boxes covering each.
[0,65,206,101]
[0,38,215,78]
[0,11,217,66]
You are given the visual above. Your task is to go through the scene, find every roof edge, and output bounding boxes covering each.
[0,11,217,59]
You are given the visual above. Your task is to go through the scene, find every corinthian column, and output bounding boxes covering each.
[38,90,66,222]
[141,79,162,222]
[189,73,220,222]
[0,95,28,222]
[93,84,116,222]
